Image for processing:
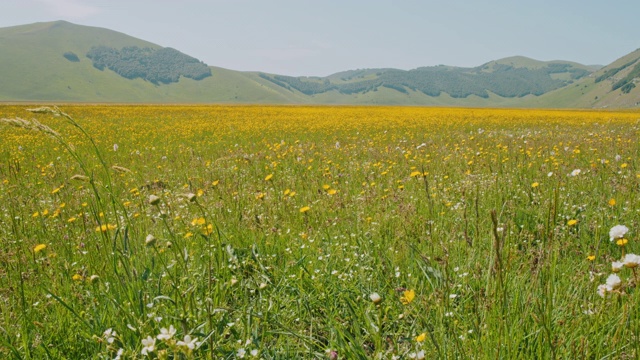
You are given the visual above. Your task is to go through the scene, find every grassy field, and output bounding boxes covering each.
[1,105,640,359]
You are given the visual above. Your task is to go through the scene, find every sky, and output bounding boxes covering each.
[2,0,639,76]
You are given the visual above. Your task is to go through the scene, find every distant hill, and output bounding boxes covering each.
[0,21,304,103]
[0,20,637,108]
[523,49,640,108]
[259,56,593,99]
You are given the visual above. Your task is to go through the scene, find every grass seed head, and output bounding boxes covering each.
[145,234,157,247]
[149,195,161,205]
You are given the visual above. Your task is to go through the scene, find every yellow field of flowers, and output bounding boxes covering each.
[1,105,640,359]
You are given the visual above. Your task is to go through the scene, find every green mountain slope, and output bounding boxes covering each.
[0,21,300,103]
[0,20,636,107]
[523,49,640,108]
[258,56,594,100]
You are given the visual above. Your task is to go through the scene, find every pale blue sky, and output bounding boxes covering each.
[2,0,638,76]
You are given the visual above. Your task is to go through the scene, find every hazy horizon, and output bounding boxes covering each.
[2,0,639,76]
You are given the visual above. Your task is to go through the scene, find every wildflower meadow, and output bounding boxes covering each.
[1,105,640,359]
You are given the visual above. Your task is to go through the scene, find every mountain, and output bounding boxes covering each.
[0,20,637,108]
[257,56,594,105]
[523,49,640,108]
[0,21,304,103]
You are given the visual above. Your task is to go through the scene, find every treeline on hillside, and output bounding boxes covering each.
[260,63,590,98]
[87,46,211,84]
[594,57,640,94]
[595,59,636,83]
[611,62,640,94]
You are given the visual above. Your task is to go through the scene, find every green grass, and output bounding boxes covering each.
[2,105,640,358]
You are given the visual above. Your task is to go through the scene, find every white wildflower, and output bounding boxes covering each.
[609,225,629,241]
[103,328,117,344]
[623,253,640,268]
[141,336,155,355]
[114,348,124,360]
[597,284,609,298]
[177,334,198,350]
[612,261,624,272]
[157,325,176,341]
[606,274,622,289]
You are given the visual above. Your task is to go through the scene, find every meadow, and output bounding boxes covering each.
[1,105,640,359]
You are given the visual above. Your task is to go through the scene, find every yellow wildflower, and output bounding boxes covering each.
[191,217,206,226]
[400,289,415,305]
[617,238,628,246]
[202,224,214,235]
[96,224,117,232]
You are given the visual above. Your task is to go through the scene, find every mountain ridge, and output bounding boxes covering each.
[0,20,637,108]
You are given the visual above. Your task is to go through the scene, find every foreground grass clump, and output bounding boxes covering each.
[1,105,640,359]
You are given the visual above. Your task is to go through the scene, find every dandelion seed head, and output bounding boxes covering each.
[609,225,629,241]
[623,253,640,268]
[606,274,622,289]
[369,292,382,304]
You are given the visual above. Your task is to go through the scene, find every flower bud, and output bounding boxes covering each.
[369,292,382,304]
[149,195,161,205]
[145,234,156,247]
